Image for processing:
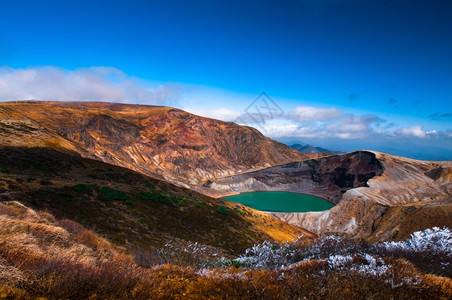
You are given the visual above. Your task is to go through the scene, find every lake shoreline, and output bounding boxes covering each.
[223,191,335,213]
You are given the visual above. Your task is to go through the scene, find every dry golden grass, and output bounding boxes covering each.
[0,258,25,287]
[1,201,451,299]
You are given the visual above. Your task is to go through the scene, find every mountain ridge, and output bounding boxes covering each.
[0,101,306,190]
[1,100,451,243]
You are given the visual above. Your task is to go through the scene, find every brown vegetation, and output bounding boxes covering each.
[0,202,451,299]
[0,146,312,254]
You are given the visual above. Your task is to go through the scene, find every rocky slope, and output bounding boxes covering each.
[0,101,306,189]
[292,152,452,241]
[204,151,451,241]
[202,151,384,202]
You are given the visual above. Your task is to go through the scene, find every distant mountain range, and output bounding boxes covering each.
[289,143,343,155]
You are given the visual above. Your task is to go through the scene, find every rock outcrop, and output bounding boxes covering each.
[201,151,384,202]
[205,150,451,241]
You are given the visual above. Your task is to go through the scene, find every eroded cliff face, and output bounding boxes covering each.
[204,151,451,241]
[0,101,306,188]
[201,151,384,203]
[270,154,451,241]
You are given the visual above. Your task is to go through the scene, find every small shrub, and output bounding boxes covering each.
[0,286,29,299]
[219,259,242,268]
[174,197,185,207]
[137,192,156,201]
[216,206,229,216]
[233,208,246,215]
[72,184,92,194]
[75,230,100,249]
[1,166,9,173]
[97,187,128,201]
[138,191,185,207]
[133,247,169,268]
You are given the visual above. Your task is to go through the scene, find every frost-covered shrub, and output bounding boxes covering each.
[381,227,452,256]
[236,236,305,269]
[232,227,451,277]
[325,254,392,278]
[352,254,392,277]
[235,235,364,270]
[298,235,357,259]
[159,241,224,268]
[133,240,225,268]
[326,254,354,269]
[377,227,452,276]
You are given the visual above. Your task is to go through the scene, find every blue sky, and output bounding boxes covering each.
[0,0,451,160]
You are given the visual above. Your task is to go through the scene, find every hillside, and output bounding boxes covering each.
[1,199,450,298]
[0,101,306,189]
[0,146,313,254]
[291,152,452,242]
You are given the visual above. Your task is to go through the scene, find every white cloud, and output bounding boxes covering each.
[183,107,241,122]
[259,123,301,138]
[397,125,427,138]
[256,112,383,140]
[325,114,383,138]
[0,66,179,104]
[184,99,448,143]
[289,106,342,123]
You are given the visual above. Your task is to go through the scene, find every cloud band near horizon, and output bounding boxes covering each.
[0,66,179,104]
[1,66,451,145]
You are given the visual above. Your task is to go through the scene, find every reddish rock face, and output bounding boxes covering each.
[0,101,306,187]
[202,151,384,203]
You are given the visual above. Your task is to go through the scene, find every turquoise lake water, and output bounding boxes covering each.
[223,191,334,213]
